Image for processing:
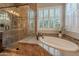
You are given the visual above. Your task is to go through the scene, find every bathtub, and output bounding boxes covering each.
[39,36,79,56]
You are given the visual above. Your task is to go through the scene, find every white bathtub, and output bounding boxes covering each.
[39,36,79,56]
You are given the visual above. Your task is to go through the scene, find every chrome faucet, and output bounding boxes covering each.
[36,32,44,40]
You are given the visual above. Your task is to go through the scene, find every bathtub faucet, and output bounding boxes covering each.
[36,32,44,40]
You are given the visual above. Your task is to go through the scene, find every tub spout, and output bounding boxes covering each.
[36,32,44,40]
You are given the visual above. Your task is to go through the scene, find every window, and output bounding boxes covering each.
[38,9,44,30]
[43,9,49,28]
[37,7,62,31]
[28,6,62,33]
[65,3,79,33]
[28,9,35,32]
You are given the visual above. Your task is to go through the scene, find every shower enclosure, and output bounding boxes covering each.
[0,5,28,48]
